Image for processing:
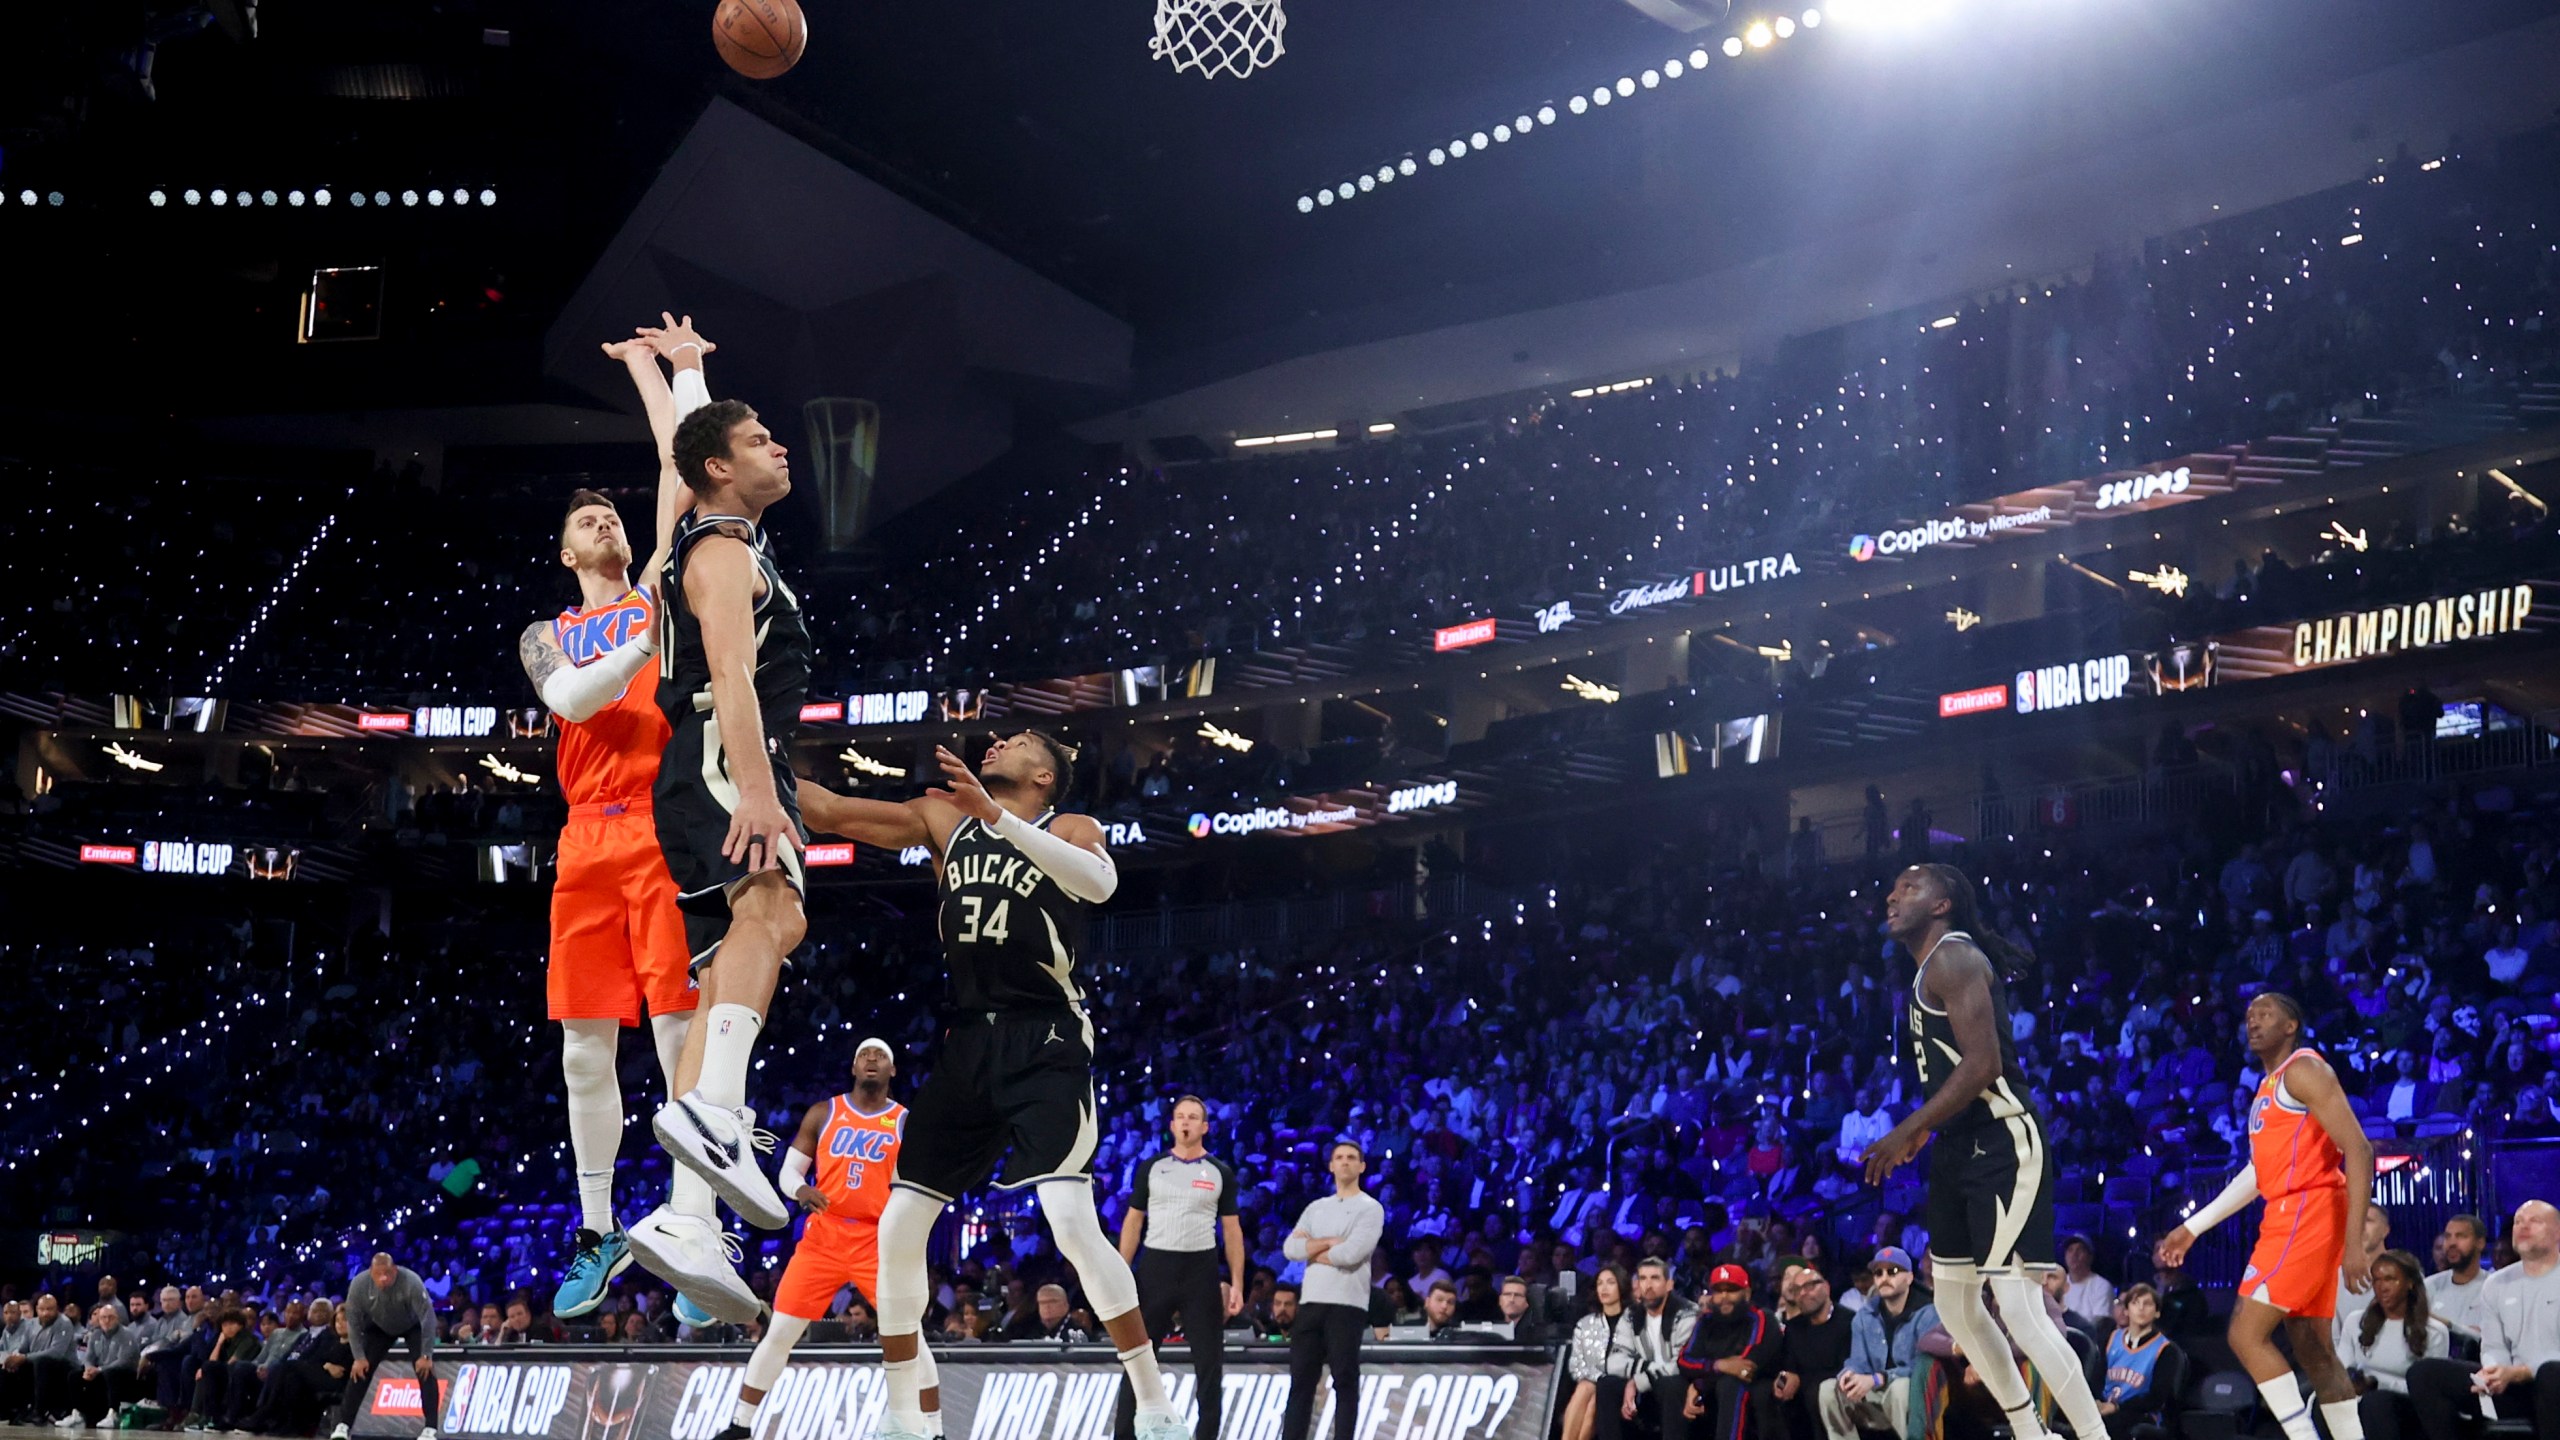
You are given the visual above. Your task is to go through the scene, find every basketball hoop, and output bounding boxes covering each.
[1149,0,1285,79]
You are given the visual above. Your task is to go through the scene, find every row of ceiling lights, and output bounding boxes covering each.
[1297,8,1822,214]
[148,186,497,209]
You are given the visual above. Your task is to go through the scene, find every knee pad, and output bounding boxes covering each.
[1037,1178,1140,1320]
[873,1188,942,1334]
[744,1314,809,1391]
[560,1020,619,1095]
[912,1340,939,1393]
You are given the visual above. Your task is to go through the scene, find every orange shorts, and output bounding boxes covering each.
[2241,1186,2346,1319]
[775,1214,878,1321]
[549,802,696,1024]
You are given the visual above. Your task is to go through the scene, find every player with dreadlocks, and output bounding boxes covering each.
[1861,863,2116,1440]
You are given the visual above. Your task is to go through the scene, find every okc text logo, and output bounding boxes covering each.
[827,1128,893,1162]
[558,602,651,666]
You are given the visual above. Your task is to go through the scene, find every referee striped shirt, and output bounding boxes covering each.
[1131,1152,1238,1253]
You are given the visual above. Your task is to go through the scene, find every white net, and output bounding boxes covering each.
[1149,0,1286,79]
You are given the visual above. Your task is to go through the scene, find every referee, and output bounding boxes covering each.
[1115,1096,1247,1440]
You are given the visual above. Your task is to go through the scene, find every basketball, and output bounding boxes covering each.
[712,0,806,79]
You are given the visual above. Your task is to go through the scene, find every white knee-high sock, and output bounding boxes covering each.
[874,1187,943,1435]
[1986,1274,2108,1440]
[1035,1179,1163,1416]
[697,1003,762,1111]
[2319,1398,2364,1440]
[2255,1373,2317,1440]
[733,1312,809,1426]
[915,1341,943,1432]
[650,1012,716,1218]
[560,1020,624,1234]
[1926,1264,2048,1438]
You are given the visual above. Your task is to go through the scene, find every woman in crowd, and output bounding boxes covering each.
[1561,1266,1636,1440]
[2085,1283,2185,1440]
[2340,1249,2448,1440]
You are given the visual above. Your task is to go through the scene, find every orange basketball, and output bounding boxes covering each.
[712,0,806,79]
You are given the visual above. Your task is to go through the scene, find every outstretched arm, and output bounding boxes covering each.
[626,313,718,590]
[795,783,959,856]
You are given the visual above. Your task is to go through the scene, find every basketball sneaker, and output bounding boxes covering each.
[1137,1417,1191,1440]
[711,1426,752,1440]
[625,1204,764,1324]
[672,1292,716,1330]
[553,1228,633,1318]
[653,1093,788,1230]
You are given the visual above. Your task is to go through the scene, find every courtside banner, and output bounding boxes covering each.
[355,1346,1559,1440]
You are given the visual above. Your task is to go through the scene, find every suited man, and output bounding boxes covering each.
[238,1301,347,1437]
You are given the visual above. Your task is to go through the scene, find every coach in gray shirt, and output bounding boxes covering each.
[1115,1096,1249,1440]
[330,1253,440,1440]
[2410,1199,2560,1437]
[1281,1140,1386,1440]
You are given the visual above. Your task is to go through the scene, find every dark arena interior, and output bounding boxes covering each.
[10,3,2560,1440]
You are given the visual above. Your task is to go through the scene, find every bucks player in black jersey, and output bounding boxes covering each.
[798,737,1189,1440]
[1864,863,2107,1440]
[626,393,814,1325]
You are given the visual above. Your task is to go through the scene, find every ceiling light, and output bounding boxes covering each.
[1615,77,1635,96]
[1664,59,1684,78]
[1537,104,1556,124]
[1723,35,1744,55]
[1592,86,1612,105]
[1746,20,1773,45]
[1317,189,1334,205]
[1336,182,1354,198]
[1429,147,1447,164]
[1493,124,1511,142]
[1774,15,1795,37]
[45,191,62,207]
[401,189,419,206]
[1470,130,1488,148]
[183,188,201,206]
[1690,47,1711,66]
[260,189,279,206]
[315,188,332,206]
[1802,7,1821,25]
[1568,95,1588,115]
[1357,174,1374,191]
[149,189,167,207]
[1641,69,1660,87]
[451,187,469,205]
[477,188,496,206]
[1376,165,1394,182]
[1368,422,1396,433]
[372,191,390,206]
[350,191,368,207]
[1515,113,1534,131]
[1397,157,1416,175]
[211,189,229,206]
[1448,139,1467,156]
[1297,195,1315,213]
[288,189,305,206]
[427,188,445,206]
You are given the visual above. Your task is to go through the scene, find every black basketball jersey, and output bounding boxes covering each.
[935,811,1090,1014]
[656,510,812,738]
[1907,930,2039,1135]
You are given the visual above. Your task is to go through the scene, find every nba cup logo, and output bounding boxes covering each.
[580,1364,649,1440]
[1848,535,1878,563]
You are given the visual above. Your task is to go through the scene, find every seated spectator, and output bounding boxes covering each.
[1835,1089,1892,1167]
[236,1301,346,1439]
[1597,1259,1693,1440]
[2058,1238,2115,1332]
[134,1286,198,1424]
[1251,1283,1299,1346]
[2424,1212,2492,1340]
[1497,1277,1550,1345]
[2341,1250,2446,1440]
[1821,1248,1935,1440]
[2409,1199,2560,1438]
[1421,1281,1469,1341]
[1,1295,75,1423]
[1001,1285,1095,1343]
[1770,1264,1852,1440]
[186,1307,261,1431]
[1564,1265,1637,1440]
[1676,1265,1777,1440]
[38,1297,143,1429]
[2086,1284,2183,1440]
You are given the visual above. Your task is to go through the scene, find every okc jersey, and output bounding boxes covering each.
[2248,1048,2345,1200]
[936,811,1090,1013]
[552,587,667,807]
[809,1095,906,1228]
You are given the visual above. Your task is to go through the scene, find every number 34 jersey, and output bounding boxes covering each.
[935,810,1091,1014]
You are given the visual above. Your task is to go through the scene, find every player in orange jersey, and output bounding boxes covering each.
[517,317,732,1321]
[714,1039,943,1440]
[2156,993,2375,1440]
